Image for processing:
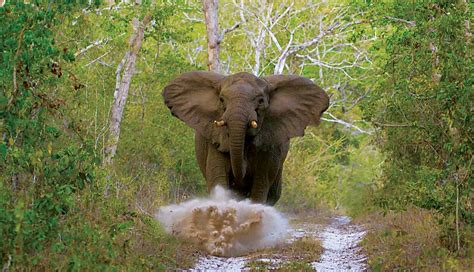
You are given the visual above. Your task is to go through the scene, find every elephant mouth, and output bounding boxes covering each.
[228,156,251,194]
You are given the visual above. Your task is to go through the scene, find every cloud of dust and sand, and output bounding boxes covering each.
[156,186,289,257]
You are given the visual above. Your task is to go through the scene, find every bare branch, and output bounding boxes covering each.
[322,112,373,135]
[84,50,112,67]
[218,21,241,42]
[75,38,110,57]
[289,18,372,55]
[345,89,371,111]
[372,122,413,128]
[222,22,241,35]
[183,12,204,23]
[274,23,304,74]
[288,22,340,54]
[384,16,416,27]
[269,2,293,29]
[185,45,204,65]
[233,0,283,51]
[97,59,113,68]
[82,1,126,15]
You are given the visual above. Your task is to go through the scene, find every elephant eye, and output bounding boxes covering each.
[219,97,224,103]
[258,98,264,105]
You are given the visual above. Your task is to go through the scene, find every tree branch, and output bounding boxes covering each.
[84,50,112,67]
[384,16,416,27]
[183,12,204,23]
[372,122,413,128]
[322,112,373,135]
[218,21,241,42]
[75,38,110,57]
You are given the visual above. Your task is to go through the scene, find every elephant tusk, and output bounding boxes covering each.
[250,120,258,128]
[214,120,226,127]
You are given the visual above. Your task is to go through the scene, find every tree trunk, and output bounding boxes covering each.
[202,0,220,73]
[103,15,151,166]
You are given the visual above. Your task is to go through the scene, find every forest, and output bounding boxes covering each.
[0,0,472,270]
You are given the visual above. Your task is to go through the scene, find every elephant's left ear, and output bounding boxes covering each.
[261,75,329,143]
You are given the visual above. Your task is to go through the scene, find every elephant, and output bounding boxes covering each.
[163,71,329,205]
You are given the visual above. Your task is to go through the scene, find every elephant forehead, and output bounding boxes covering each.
[222,73,266,90]
[225,72,256,82]
[224,83,259,95]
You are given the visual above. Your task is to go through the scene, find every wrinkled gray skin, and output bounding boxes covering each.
[163,72,329,205]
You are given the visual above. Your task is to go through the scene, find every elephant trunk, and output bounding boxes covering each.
[227,113,248,186]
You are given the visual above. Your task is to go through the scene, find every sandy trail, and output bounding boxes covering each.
[189,215,367,271]
[312,216,367,271]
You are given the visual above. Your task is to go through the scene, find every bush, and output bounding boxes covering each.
[359,207,472,271]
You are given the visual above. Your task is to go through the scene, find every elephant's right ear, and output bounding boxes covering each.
[163,71,225,139]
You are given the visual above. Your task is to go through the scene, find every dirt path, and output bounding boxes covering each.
[189,215,367,271]
[312,216,367,271]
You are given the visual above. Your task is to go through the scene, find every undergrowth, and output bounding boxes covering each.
[246,236,323,272]
[0,180,199,270]
[357,206,473,271]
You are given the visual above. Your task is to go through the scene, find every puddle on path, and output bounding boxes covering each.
[188,215,367,271]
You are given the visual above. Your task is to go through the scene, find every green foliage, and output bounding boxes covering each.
[280,125,382,214]
[362,0,472,254]
[62,0,204,203]
[0,1,96,265]
[0,1,200,269]
[117,44,203,203]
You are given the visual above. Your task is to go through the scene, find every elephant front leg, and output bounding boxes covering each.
[205,145,230,192]
[249,144,288,205]
[195,132,208,179]
[251,171,282,204]
[250,168,271,203]
[266,166,283,206]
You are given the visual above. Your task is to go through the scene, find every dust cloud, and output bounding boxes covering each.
[156,186,289,257]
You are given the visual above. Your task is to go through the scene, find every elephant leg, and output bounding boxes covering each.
[250,142,288,205]
[266,167,282,206]
[195,132,208,179]
[250,171,270,203]
[205,145,230,192]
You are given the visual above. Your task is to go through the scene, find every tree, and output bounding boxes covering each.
[364,0,472,252]
[103,8,152,166]
[201,0,221,73]
[103,0,174,167]
[224,0,375,134]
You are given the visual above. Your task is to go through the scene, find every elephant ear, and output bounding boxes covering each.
[261,75,329,144]
[163,71,225,139]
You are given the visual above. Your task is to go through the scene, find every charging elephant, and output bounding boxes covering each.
[163,71,329,205]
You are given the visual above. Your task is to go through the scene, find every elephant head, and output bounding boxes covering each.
[163,72,329,185]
